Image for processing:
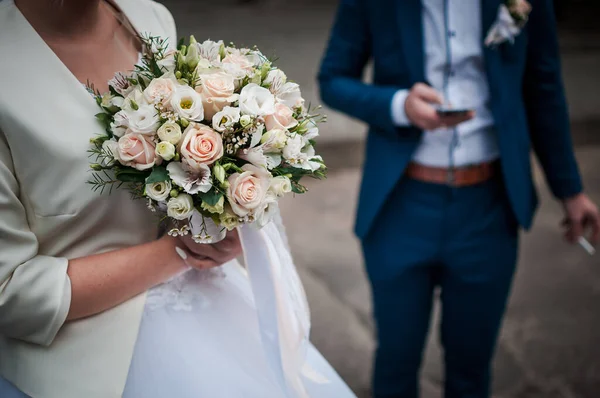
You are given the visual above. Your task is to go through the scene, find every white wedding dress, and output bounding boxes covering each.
[0,217,356,398]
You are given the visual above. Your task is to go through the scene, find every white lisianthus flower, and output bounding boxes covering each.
[155,141,176,161]
[261,128,288,153]
[254,193,279,228]
[239,83,276,116]
[146,180,172,202]
[110,111,129,137]
[212,106,241,132]
[201,195,225,215]
[167,161,212,194]
[167,193,195,220]
[264,69,287,95]
[143,77,176,105]
[238,146,268,169]
[157,122,183,145]
[269,176,292,197]
[171,85,205,122]
[125,104,161,134]
[275,82,304,108]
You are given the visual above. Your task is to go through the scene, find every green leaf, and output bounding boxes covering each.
[95,112,112,129]
[291,181,307,194]
[200,188,224,206]
[145,166,169,184]
[115,168,151,183]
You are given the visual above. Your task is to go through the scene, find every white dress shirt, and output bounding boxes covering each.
[392,0,500,168]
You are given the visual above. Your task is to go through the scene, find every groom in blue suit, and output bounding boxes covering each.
[319,0,600,397]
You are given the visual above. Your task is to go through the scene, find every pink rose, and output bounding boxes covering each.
[222,52,254,79]
[264,103,298,131]
[198,72,239,120]
[179,123,224,171]
[227,164,272,217]
[117,133,157,170]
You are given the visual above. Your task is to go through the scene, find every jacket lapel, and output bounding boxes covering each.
[397,0,425,83]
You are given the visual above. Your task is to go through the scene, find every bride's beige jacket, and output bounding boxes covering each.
[0,0,176,396]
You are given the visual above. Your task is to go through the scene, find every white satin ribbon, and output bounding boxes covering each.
[239,222,319,398]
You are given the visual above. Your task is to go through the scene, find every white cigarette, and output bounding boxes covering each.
[578,236,596,256]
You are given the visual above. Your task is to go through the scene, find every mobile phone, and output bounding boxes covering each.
[435,106,472,116]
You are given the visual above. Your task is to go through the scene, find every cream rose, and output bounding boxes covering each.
[144,77,176,105]
[226,164,272,217]
[155,141,176,161]
[179,124,224,171]
[167,193,194,220]
[198,72,239,120]
[201,195,225,215]
[157,122,183,145]
[117,133,157,170]
[239,83,276,117]
[171,85,205,122]
[261,128,288,153]
[146,180,172,202]
[264,103,298,131]
[220,207,240,231]
[269,176,292,197]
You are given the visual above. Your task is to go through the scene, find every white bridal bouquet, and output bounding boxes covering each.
[88,36,326,243]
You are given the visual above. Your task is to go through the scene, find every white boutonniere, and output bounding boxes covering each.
[485,0,532,47]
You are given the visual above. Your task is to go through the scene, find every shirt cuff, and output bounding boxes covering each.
[390,89,411,126]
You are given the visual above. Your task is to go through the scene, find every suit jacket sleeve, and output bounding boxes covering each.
[318,0,407,139]
[0,128,71,346]
[524,0,583,199]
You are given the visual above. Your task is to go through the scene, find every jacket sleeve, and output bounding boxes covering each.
[0,128,71,346]
[524,0,583,199]
[318,0,408,139]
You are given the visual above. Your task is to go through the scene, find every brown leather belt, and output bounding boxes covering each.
[405,161,499,187]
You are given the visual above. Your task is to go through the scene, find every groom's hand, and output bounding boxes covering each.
[562,193,600,244]
[405,83,475,130]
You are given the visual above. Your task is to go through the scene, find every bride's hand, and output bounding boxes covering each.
[173,230,242,270]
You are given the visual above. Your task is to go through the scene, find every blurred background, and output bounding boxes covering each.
[161,1,600,396]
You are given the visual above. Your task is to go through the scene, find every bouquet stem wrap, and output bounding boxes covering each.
[239,222,315,398]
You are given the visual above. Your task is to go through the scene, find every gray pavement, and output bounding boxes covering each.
[162,1,600,396]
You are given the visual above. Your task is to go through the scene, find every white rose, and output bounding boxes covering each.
[201,195,225,215]
[157,122,183,145]
[261,128,288,153]
[212,106,241,132]
[146,180,172,202]
[167,193,195,220]
[264,69,287,95]
[155,141,176,161]
[239,83,276,117]
[240,114,253,127]
[276,82,304,108]
[144,77,176,105]
[269,176,292,197]
[171,85,205,122]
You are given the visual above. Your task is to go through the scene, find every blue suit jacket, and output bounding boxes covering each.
[318,0,583,239]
